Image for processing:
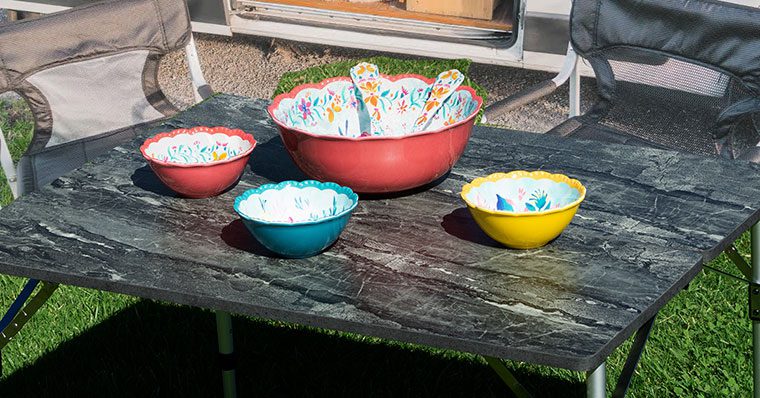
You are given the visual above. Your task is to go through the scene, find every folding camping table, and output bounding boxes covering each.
[1,94,759,397]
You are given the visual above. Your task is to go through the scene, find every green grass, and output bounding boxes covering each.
[0,62,755,396]
[0,99,33,204]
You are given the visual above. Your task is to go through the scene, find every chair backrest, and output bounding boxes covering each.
[570,0,760,157]
[0,0,193,195]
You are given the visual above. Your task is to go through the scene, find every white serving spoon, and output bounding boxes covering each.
[412,69,465,132]
[350,62,386,136]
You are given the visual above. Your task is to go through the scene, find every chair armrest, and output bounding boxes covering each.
[484,80,558,121]
[184,35,212,103]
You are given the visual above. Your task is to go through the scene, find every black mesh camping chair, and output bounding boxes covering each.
[0,0,214,375]
[485,1,760,396]
[486,0,760,297]
[487,0,760,160]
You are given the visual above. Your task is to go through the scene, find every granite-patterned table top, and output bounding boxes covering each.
[1,94,760,371]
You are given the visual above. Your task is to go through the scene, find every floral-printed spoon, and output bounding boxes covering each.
[413,69,465,132]
[350,62,386,135]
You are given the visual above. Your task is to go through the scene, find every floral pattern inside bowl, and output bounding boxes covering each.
[143,126,256,165]
[235,180,359,224]
[270,75,481,138]
[463,171,585,214]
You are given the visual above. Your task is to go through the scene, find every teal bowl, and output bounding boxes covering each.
[234,180,359,258]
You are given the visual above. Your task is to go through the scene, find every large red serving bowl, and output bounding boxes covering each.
[140,126,256,198]
[267,75,483,193]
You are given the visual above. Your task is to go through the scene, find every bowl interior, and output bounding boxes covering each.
[236,181,358,224]
[271,76,480,138]
[144,130,254,165]
[465,175,583,214]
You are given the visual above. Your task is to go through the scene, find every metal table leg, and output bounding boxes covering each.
[486,315,656,397]
[587,363,606,398]
[613,316,656,398]
[752,223,760,398]
[216,311,237,398]
[0,280,40,335]
[484,356,533,398]
[0,281,58,350]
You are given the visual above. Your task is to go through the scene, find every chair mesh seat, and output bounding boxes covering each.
[553,0,760,160]
[551,119,670,150]
[0,0,207,358]
[0,0,192,194]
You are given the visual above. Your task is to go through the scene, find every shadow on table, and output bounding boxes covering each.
[130,165,178,197]
[130,165,244,198]
[247,137,308,183]
[129,136,307,199]
[221,219,340,259]
[0,300,582,397]
[359,172,451,201]
[245,137,450,199]
[221,219,281,258]
[441,207,502,248]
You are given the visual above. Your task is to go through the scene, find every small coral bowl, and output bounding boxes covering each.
[140,126,256,198]
[234,180,359,258]
[268,74,482,193]
[461,171,586,249]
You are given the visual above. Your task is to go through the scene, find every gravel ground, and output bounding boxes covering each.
[159,33,598,133]
[0,18,596,132]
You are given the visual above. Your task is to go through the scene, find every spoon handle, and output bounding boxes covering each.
[350,62,385,136]
[413,69,465,132]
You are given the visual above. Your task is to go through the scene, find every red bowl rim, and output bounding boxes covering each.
[267,74,484,142]
[140,126,257,168]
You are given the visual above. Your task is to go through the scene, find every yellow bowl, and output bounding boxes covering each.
[460,171,586,249]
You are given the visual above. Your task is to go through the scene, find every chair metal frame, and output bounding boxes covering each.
[0,20,239,397]
[483,43,581,123]
[482,1,760,396]
[485,2,760,398]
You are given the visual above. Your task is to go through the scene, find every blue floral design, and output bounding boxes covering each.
[525,190,551,212]
[496,194,513,212]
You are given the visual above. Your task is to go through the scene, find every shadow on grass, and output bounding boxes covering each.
[0,300,582,397]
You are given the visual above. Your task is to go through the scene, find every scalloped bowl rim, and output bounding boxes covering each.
[140,126,257,168]
[234,180,360,226]
[267,74,483,142]
[461,171,587,217]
